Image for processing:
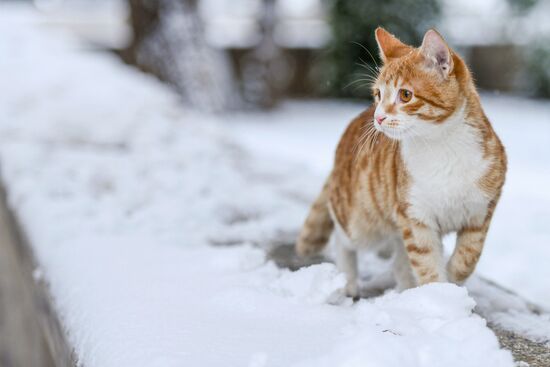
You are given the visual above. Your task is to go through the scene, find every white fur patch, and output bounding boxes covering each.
[401,109,490,233]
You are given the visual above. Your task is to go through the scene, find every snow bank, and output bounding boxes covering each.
[298,284,512,367]
[0,6,518,367]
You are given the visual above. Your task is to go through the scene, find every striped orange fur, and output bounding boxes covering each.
[296,28,507,296]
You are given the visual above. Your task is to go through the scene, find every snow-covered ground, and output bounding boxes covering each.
[0,5,549,367]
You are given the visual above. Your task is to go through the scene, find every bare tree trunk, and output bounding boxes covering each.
[238,0,281,109]
[127,0,240,112]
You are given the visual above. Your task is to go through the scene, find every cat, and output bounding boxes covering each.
[296,28,507,297]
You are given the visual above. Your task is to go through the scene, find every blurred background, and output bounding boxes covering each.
[11,0,550,110]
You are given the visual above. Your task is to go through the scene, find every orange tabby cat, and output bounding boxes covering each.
[296,28,507,297]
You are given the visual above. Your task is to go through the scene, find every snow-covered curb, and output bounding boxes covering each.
[0,6,535,367]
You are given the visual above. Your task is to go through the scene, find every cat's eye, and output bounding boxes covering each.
[373,89,380,100]
[399,89,413,103]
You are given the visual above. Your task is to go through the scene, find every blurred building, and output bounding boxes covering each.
[440,0,550,95]
[24,0,550,105]
[196,0,331,106]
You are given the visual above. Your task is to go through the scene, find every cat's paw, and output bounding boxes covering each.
[446,265,468,286]
[345,281,359,299]
[395,281,416,292]
[447,272,466,286]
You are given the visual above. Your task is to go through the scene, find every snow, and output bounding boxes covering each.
[0,5,546,367]
[299,283,512,367]
[468,277,550,343]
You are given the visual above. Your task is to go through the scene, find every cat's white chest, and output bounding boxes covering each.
[401,124,490,233]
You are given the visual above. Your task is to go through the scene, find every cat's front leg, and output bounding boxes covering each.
[392,239,417,290]
[447,218,492,284]
[447,200,497,284]
[333,224,359,298]
[399,220,447,285]
[336,245,358,298]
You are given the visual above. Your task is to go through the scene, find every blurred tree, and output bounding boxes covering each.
[238,0,282,109]
[526,43,550,97]
[506,0,550,98]
[314,0,440,99]
[506,0,539,13]
[126,0,289,110]
[127,0,240,112]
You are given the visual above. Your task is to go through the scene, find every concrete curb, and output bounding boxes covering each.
[0,183,76,367]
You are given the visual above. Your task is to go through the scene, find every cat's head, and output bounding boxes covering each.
[372,28,469,140]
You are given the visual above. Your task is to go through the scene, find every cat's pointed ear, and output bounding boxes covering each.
[375,27,412,62]
[420,29,453,77]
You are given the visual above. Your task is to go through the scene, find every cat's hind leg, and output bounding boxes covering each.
[333,225,358,298]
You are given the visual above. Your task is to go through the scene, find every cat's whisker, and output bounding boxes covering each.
[356,61,379,77]
[354,122,380,164]
[355,62,379,80]
[355,66,379,84]
[354,73,378,85]
[357,124,376,150]
[352,41,380,69]
[356,71,378,79]
[351,83,375,94]
[344,78,377,91]
[352,121,376,156]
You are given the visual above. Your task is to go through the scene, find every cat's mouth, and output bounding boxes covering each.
[377,121,409,140]
[381,129,404,140]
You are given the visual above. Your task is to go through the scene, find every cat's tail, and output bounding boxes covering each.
[296,177,334,256]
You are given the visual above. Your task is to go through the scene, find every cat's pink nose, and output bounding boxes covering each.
[375,115,386,124]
